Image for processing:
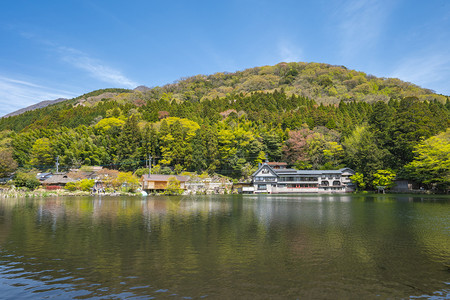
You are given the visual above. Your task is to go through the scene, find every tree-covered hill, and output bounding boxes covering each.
[2,62,449,130]
[0,62,449,191]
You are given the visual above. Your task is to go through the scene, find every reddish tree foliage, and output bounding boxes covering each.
[158,111,170,119]
[219,109,237,118]
[282,128,318,164]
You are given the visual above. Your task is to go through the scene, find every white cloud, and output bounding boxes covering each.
[57,46,138,88]
[277,40,302,63]
[337,0,395,60]
[390,53,450,95]
[0,76,77,117]
[18,33,138,88]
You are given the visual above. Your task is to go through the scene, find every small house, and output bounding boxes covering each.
[141,174,189,192]
[42,173,75,189]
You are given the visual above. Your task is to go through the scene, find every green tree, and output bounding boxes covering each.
[404,129,450,191]
[372,169,396,191]
[13,171,41,190]
[350,172,366,191]
[342,125,388,187]
[0,150,18,177]
[322,141,344,169]
[190,125,219,173]
[164,176,183,195]
[389,97,438,168]
[113,172,140,192]
[116,116,142,171]
[30,137,55,168]
[78,179,95,191]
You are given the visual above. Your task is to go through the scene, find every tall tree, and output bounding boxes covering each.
[404,129,450,191]
[116,116,142,171]
[0,150,18,177]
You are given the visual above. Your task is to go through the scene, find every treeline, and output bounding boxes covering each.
[0,91,449,190]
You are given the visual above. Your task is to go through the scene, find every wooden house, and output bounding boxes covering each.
[141,174,189,192]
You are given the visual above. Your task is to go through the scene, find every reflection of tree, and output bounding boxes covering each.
[0,195,448,298]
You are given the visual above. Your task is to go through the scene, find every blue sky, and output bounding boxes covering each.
[1,0,449,116]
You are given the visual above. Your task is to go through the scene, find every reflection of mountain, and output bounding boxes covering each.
[0,195,448,299]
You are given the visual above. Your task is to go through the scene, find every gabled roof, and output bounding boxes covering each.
[251,163,279,177]
[275,168,355,176]
[142,174,190,182]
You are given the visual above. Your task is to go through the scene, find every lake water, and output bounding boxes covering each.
[0,194,449,299]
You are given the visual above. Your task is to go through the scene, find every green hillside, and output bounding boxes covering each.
[0,62,449,190]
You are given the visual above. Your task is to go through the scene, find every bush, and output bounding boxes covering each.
[64,179,95,192]
[65,182,77,191]
[78,179,95,191]
[13,171,41,190]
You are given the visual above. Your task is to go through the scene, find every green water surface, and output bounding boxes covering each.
[0,194,449,299]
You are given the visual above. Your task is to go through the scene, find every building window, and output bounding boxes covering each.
[258,184,267,190]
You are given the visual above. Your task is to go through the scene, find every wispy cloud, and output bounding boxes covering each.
[390,52,450,95]
[278,40,302,63]
[18,32,138,88]
[0,76,77,117]
[57,46,138,88]
[336,0,395,60]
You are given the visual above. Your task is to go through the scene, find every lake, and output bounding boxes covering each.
[0,194,449,299]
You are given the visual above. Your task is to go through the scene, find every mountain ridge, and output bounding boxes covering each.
[2,98,68,119]
[2,62,449,120]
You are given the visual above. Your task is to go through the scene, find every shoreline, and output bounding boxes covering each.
[0,188,447,198]
[0,188,140,198]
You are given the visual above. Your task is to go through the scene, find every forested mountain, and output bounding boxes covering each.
[2,98,68,119]
[0,62,449,190]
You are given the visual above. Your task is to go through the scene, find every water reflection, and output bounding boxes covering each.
[0,194,448,299]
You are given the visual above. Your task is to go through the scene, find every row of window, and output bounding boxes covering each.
[321,181,341,186]
[254,177,276,182]
[258,184,319,189]
[255,177,344,183]
[279,177,318,182]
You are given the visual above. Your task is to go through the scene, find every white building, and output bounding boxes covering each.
[250,163,355,194]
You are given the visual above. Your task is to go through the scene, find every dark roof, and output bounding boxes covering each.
[274,168,353,175]
[142,174,190,182]
[42,174,75,185]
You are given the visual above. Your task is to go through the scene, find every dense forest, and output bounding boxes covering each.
[0,62,449,190]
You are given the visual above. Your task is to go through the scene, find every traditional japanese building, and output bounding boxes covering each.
[250,163,355,193]
[141,174,189,192]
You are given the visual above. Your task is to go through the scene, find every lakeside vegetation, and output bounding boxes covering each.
[0,62,449,192]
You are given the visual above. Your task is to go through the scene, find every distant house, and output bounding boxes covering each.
[37,172,52,181]
[185,176,233,194]
[42,173,75,188]
[141,174,190,192]
[391,179,414,192]
[250,162,355,194]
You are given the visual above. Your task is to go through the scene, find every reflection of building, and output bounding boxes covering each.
[250,163,355,193]
[141,174,189,192]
